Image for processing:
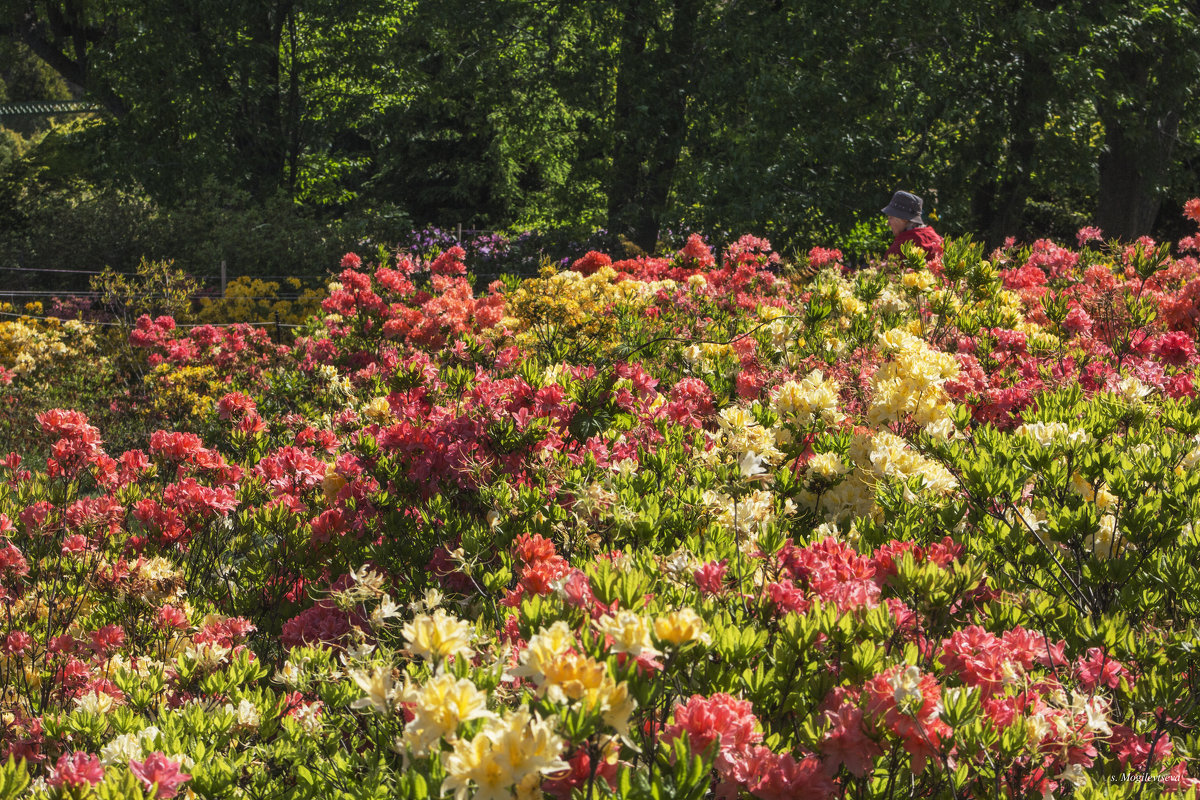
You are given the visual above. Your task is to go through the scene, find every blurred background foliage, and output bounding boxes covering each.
[1,0,1199,287]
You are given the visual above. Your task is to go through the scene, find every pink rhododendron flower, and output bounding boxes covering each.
[1155,331,1195,365]
[1184,198,1200,224]
[156,605,189,630]
[820,698,881,777]
[2,630,32,656]
[129,753,191,799]
[217,391,256,420]
[1075,647,1130,691]
[47,751,104,789]
[693,559,728,595]
[663,693,762,782]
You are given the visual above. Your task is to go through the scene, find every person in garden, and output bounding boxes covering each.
[882,190,943,261]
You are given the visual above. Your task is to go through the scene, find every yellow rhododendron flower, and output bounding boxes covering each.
[403,608,474,664]
[401,673,493,755]
[772,370,842,426]
[509,621,574,684]
[323,465,347,505]
[653,608,711,647]
[595,610,659,659]
[442,709,567,800]
[539,652,609,705]
[363,396,392,423]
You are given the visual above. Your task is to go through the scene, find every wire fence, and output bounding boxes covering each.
[0,309,303,329]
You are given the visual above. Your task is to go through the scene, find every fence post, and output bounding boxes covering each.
[274,311,280,344]
[457,222,462,243]
[220,261,227,295]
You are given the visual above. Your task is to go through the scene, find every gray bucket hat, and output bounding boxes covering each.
[882,190,924,223]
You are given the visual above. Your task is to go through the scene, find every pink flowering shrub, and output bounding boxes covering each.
[1,209,1200,796]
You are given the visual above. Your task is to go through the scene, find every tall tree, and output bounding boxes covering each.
[604,0,703,251]
[1086,1,1200,240]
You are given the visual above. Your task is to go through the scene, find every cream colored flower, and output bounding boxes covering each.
[808,451,848,480]
[100,732,144,766]
[226,698,261,729]
[401,673,494,756]
[738,450,767,479]
[509,621,574,684]
[349,666,397,714]
[74,690,116,715]
[596,610,659,659]
[442,710,567,800]
[403,608,474,664]
[888,665,924,709]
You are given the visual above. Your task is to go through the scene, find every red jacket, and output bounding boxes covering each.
[885,226,943,261]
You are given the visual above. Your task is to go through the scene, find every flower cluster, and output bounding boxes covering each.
[2,206,1200,798]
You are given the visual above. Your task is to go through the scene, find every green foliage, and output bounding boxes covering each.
[3,0,1200,272]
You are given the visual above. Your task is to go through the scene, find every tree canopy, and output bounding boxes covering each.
[2,0,1199,272]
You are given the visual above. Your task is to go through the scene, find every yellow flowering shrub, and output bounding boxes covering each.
[197,276,326,327]
[0,313,104,376]
[868,327,959,429]
[504,266,640,357]
[801,429,959,522]
[143,362,224,422]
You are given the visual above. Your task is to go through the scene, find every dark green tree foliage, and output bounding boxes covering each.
[3,0,1200,273]
[1086,0,1200,241]
[362,0,607,229]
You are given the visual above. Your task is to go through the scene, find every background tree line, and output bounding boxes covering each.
[2,0,1199,285]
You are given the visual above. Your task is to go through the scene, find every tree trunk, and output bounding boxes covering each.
[1096,110,1179,241]
[606,4,650,248]
[606,0,699,253]
[231,2,291,202]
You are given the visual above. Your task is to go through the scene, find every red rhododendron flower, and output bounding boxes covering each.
[808,247,843,268]
[572,251,613,276]
[678,234,716,269]
[1075,647,1130,691]
[765,579,809,615]
[90,624,125,655]
[514,532,558,565]
[149,431,204,461]
[431,245,467,276]
[863,665,952,773]
[1109,724,1174,771]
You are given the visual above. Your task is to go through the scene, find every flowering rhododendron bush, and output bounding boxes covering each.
[2,214,1200,800]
